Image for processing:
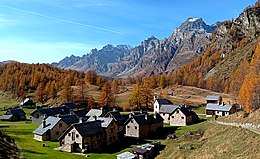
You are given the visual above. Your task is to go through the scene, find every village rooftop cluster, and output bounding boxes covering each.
[0,95,237,158]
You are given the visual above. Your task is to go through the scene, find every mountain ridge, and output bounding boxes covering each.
[52,18,216,77]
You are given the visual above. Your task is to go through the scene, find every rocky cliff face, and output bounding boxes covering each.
[53,18,216,77]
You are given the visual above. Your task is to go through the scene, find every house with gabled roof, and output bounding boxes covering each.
[0,108,26,121]
[33,114,79,141]
[58,120,106,153]
[154,98,173,113]
[72,108,88,119]
[205,95,236,117]
[169,106,198,126]
[124,113,163,139]
[88,117,119,145]
[206,103,236,117]
[60,102,78,110]
[20,98,35,108]
[33,116,68,141]
[159,105,178,124]
[104,111,127,138]
[30,106,70,124]
[206,95,222,104]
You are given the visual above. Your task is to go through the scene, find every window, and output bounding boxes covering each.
[176,110,179,113]
[68,133,71,136]
[172,116,174,118]
[36,114,39,118]
[163,113,165,116]
[181,117,184,119]
[135,126,137,129]
[111,128,114,133]
[56,131,59,135]
[59,123,62,127]
[76,134,79,138]
[127,126,130,128]
[131,120,133,123]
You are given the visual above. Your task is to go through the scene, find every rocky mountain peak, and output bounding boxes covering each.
[178,17,216,33]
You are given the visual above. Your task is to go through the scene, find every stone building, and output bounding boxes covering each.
[124,113,163,139]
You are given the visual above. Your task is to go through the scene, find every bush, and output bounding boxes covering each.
[243,112,250,118]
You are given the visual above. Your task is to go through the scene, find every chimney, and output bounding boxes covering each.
[42,118,46,128]
[79,117,83,123]
[153,112,157,119]
[93,115,97,121]
[113,108,116,112]
[140,109,143,114]
[100,107,103,113]
[145,114,148,120]
[154,95,157,102]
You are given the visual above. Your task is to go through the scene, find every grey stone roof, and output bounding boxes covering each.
[31,106,70,116]
[73,121,104,137]
[155,99,173,105]
[7,108,26,116]
[0,115,13,120]
[125,113,163,126]
[60,103,77,110]
[33,116,61,135]
[59,114,79,126]
[73,109,88,118]
[159,105,178,114]
[87,117,113,128]
[206,96,220,101]
[86,109,103,117]
[206,103,232,111]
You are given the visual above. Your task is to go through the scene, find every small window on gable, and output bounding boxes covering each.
[56,131,59,135]
[163,113,165,116]
[68,133,71,136]
[181,116,184,119]
[172,116,174,118]
[176,110,179,113]
[59,123,62,127]
[131,120,133,123]
[76,134,79,138]
[127,126,130,128]
[135,126,137,129]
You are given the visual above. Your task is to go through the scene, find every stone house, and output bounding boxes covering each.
[33,114,79,141]
[30,106,70,124]
[59,117,119,153]
[205,95,236,117]
[159,105,178,124]
[154,98,173,113]
[87,117,119,146]
[20,98,35,108]
[206,95,222,104]
[169,106,198,126]
[124,113,163,139]
[0,108,26,121]
[206,103,236,117]
[104,111,128,138]
[58,120,106,153]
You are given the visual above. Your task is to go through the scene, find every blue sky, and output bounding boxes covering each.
[0,0,257,63]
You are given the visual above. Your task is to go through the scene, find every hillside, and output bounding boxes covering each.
[158,122,260,159]
[172,2,260,112]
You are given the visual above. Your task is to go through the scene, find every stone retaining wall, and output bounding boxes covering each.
[213,121,260,129]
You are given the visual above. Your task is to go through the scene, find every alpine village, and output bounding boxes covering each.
[1,1,260,159]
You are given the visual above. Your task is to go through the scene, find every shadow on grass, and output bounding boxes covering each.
[23,149,46,155]
[94,138,154,154]
[148,126,179,140]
